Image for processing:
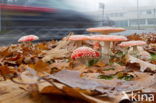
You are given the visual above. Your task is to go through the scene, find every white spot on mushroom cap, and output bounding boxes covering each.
[71,46,100,59]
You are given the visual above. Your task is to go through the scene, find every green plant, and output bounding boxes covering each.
[151,54,156,60]
[98,75,114,80]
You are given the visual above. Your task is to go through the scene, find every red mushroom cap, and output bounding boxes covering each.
[89,35,127,41]
[18,35,39,42]
[71,46,100,60]
[118,40,146,47]
[86,27,126,34]
[68,35,89,41]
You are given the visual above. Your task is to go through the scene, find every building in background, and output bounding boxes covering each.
[105,6,156,29]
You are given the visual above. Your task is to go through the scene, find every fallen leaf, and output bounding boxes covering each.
[39,80,111,103]
[20,68,39,84]
[0,47,12,57]
[47,70,113,93]
[0,65,15,79]
[95,61,106,67]
[29,60,51,74]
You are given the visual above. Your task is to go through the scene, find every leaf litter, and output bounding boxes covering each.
[0,33,156,103]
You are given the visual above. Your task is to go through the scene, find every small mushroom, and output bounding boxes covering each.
[67,35,90,46]
[89,35,127,63]
[68,35,89,40]
[18,35,39,42]
[71,46,100,66]
[118,40,146,57]
[86,27,126,34]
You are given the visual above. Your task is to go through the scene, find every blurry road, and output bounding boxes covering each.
[0,28,86,46]
[0,29,156,46]
[0,30,60,46]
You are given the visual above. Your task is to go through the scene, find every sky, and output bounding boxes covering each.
[67,0,156,11]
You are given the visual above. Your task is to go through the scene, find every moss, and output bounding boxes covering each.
[98,75,114,80]
[122,75,134,81]
[87,59,99,67]
[151,54,156,61]
[116,72,134,81]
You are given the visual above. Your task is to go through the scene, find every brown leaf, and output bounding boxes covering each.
[41,85,63,94]
[0,47,12,57]
[95,61,106,67]
[127,34,142,40]
[48,70,113,93]
[42,39,79,62]
[49,62,71,70]
[39,81,110,103]
[42,49,70,61]
[102,64,126,75]
[20,68,39,84]
[36,43,49,50]
[151,60,156,64]
[0,66,15,77]
[87,72,156,94]
[29,60,50,73]
[5,54,21,61]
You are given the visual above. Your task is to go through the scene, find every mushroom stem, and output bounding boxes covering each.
[133,46,139,52]
[100,42,110,64]
[128,46,140,57]
[93,41,100,50]
[79,59,89,66]
[77,41,83,47]
[119,46,129,56]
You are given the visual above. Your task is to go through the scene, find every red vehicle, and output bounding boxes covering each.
[0,0,114,41]
[0,0,96,31]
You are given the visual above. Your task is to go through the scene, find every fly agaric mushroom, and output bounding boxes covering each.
[89,35,127,63]
[71,46,100,65]
[86,27,126,34]
[86,27,126,54]
[18,35,39,42]
[118,40,146,57]
[68,35,89,40]
[67,35,90,46]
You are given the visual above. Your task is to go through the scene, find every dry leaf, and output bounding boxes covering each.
[0,66,15,79]
[126,55,156,72]
[20,68,39,84]
[39,80,111,103]
[29,60,51,73]
[47,70,113,93]
[95,61,106,67]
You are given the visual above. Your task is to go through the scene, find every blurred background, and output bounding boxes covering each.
[69,0,156,30]
[0,0,156,45]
